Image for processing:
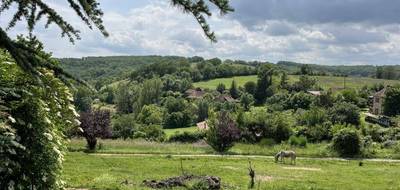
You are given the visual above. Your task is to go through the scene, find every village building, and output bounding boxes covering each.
[307,90,322,96]
[196,121,208,130]
[185,88,206,99]
[214,94,238,103]
[370,88,386,115]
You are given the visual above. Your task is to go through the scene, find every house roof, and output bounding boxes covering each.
[307,91,322,96]
[185,88,205,99]
[215,94,237,102]
[196,121,208,130]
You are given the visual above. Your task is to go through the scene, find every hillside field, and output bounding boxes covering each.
[193,75,400,90]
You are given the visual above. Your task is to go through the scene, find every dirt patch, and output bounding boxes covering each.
[282,167,321,171]
[256,175,273,182]
[143,175,221,189]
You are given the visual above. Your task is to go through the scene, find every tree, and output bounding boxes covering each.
[163,97,193,129]
[332,128,361,157]
[329,102,360,125]
[383,86,400,116]
[216,83,226,93]
[288,92,315,110]
[206,112,241,153]
[115,82,136,114]
[240,92,254,111]
[280,72,289,89]
[244,81,257,95]
[0,43,78,189]
[300,64,313,75]
[197,99,210,122]
[255,65,274,105]
[80,109,111,150]
[290,75,317,92]
[137,104,164,125]
[112,114,136,139]
[74,86,93,112]
[229,80,240,99]
[137,78,163,110]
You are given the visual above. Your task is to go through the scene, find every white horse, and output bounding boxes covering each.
[275,150,296,165]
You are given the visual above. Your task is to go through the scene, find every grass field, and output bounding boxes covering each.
[193,75,400,90]
[68,139,400,159]
[63,152,400,190]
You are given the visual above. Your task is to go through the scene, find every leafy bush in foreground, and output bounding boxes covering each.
[332,128,361,157]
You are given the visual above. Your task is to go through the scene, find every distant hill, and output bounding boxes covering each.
[59,56,400,87]
[59,55,188,84]
[276,61,378,77]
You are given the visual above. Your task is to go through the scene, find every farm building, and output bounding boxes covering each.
[370,88,386,115]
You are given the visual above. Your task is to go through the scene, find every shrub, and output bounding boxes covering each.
[329,102,360,125]
[297,107,328,127]
[288,92,315,110]
[394,142,400,154]
[137,104,164,125]
[259,138,276,146]
[288,135,307,147]
[164,111,192,129]
[134,125,166,142]
[332,128,361,157]
[112,114,136,139]
[206,112,241,153]
[168,131,205,143]
[80,109,112,150]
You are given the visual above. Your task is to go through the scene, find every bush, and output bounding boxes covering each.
[206,112,241,153]
[259,138,276,146]
[112,114,136,139]
[134,125,166,142]
[329,102,360,125]
[137,104,164,125]
[288,135,307,147]
[168,131,205,143]
[288,92,315,110]
[332,128,361,157]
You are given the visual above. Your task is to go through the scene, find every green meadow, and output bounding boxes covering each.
[64,151,400,190]
[193,75,400,90]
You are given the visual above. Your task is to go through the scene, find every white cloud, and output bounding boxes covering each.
[2,0,400,65]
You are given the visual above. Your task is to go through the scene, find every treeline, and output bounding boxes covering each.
[129,57,257,82]
[376,66,400,80]
[277,61,378,77]
[60,56,257,89]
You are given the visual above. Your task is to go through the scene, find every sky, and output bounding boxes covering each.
[2,0,400,65]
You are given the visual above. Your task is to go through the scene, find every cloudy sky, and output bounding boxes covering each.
[2,0,400,65]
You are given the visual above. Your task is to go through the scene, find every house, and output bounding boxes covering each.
[185,88,205,99]
[371,88,386,115]
[307,91,322,96]
[196,121,208,130]
[214,94,238,103]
